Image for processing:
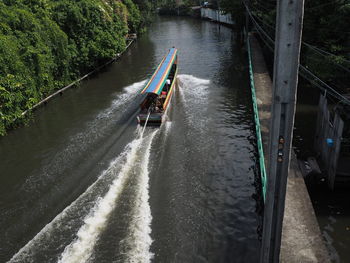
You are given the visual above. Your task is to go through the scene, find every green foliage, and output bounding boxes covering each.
[133,0,155,26]
[158,0,177,8]
[50,0,129,72]
[220,0,350,93]
[157,0,198,8]
[301,0,350,92]
[0,0,145,135]
[157,0,196,15]
[123,0,141,33]
[219,0,245,29]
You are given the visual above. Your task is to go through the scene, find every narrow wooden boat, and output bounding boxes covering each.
[137,48,178,125]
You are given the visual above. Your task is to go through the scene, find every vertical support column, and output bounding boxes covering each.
[260,0,305,262]
[314,94,325,153]
[328,113,344,189]
[245,0,250,32]
[325,109,331,168]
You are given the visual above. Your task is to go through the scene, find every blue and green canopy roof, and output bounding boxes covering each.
[141,48,178,95]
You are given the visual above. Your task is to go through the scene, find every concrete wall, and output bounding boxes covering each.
[315,94,345,189]
[200,8,234,25]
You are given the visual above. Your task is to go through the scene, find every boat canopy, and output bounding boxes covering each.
[141,48,178,95]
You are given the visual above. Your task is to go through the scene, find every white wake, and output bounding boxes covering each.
[58,131,157,263]
[122,130,157,263]
[97,80,146,119]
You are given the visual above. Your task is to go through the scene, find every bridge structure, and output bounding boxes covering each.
[198,3,335,258]
[199,3,336,260]
[247,33,331,263]
[241,0,349,262]
[197,0,347,262]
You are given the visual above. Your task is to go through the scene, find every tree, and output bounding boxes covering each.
[219,0,246,43]
[0,0,147,135]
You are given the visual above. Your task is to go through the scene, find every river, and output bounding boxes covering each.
[0,16,262,262]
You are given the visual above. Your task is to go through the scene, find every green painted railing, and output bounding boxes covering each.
[247,36,267,201]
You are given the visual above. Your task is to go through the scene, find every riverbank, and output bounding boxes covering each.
[19,39,135,118]
[158,6,235,27]
[200,7,234,27]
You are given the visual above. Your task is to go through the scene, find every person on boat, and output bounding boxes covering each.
[155,99,163,112]
[149,99,156,113]
[162,79,170,94]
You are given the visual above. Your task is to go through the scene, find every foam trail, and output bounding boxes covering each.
[122,130,157,263]
[177,74,210,113]
[141,111,151,138]
[177,75,209,104]
[9,149,129,263]
[22,80,146,193]
[164,121,172,137]
[97,80,146,119]
[178,74,210,86]
[58,136,144,263]
[177,74,211,132]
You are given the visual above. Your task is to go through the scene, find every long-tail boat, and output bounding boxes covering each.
[137,48,178,125]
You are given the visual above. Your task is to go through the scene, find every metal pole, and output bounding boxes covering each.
[217,1,221,30]
[245,0,250,33]
[260,0,305,262]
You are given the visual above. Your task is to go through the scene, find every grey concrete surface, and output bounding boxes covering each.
[281,154,331,263]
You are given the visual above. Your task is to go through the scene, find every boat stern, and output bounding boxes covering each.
[137,113,163,126]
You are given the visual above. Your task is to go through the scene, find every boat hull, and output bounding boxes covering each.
[137,70,177,126]
[137,48,178,126]
[137,113,162,125]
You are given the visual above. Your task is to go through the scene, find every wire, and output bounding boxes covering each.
[254,0,276,8]
[250,10,275,32]
[299,65,350,105]
[251,0,350,72]
[299,72,349,106]
[301,51,350,76]
[303,42,350,66]
[252,0,274,13]
[244,2,274,45]
[306,0,344,11]
[250,17,275,51]
[243,0,350,105]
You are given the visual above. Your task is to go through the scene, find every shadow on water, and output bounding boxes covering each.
[306,182,350,263]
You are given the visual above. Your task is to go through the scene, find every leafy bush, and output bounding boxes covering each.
[0,0,145,135]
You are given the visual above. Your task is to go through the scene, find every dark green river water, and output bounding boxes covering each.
[0,16,262,262]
